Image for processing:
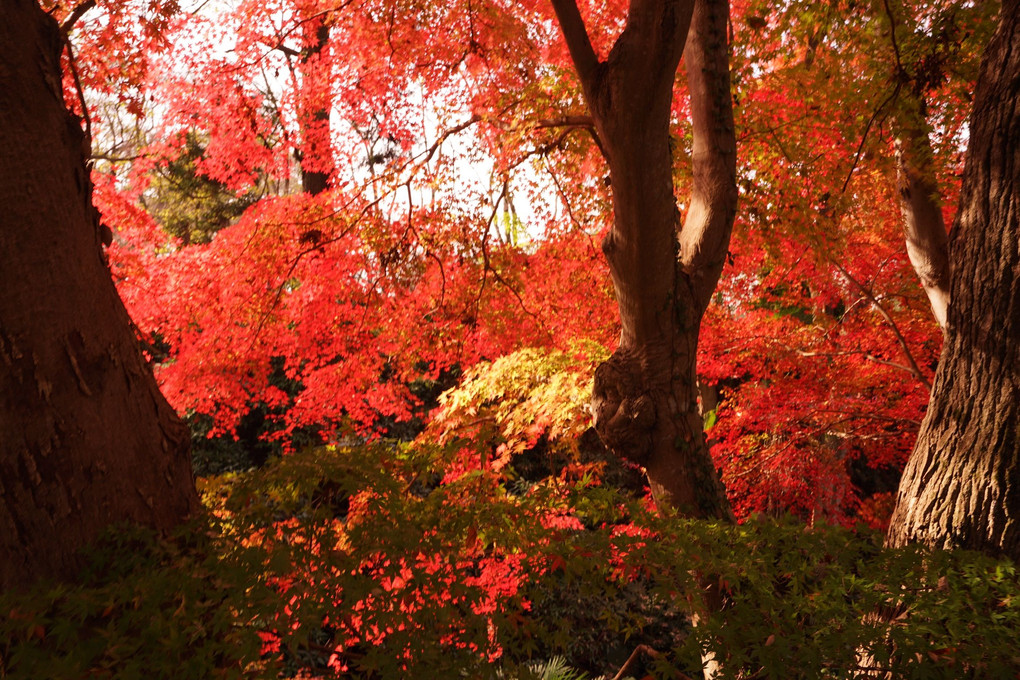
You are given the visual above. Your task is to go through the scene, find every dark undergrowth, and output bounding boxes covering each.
[2,443,1019,679]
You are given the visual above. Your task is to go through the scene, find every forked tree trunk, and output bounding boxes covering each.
[886,0,1020,559]
[0,0,199,589]
[550,4,737,676]
[552,0,734,520]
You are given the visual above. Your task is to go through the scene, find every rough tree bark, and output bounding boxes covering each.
[550,0,735,519]
[886,0,1020,559]
[0,0,199,590]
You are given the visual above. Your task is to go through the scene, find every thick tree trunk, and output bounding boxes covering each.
[552,0,734,519]
[0,0,199,589]
[886,0,1020,559]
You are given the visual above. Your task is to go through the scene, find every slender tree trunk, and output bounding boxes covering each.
[299,19,332,196]
[0,0,199,590]
[893,97,950,330]
[886,0,1020,559]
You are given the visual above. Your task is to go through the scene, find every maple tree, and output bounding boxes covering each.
[549,0,736,520]
[100,0,983,532]
[84,0,737,521]
[694,0,995,526]
[715,0,1019,558]
[11,0,1016,591]
[6,0,1020,674]
[84,0,623,458]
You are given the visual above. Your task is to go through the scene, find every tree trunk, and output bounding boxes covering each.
[550,4,738,675]
[0,0,199,590]
[299,19,332,196]
[886,0,1020,559]
[893,96,951,330]
[552,0,734,520]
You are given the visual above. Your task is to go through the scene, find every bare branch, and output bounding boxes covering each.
[549,0,600,86]
[60,0,96,36]
[829,258,932,390]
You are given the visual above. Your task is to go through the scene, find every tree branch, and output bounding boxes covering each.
[60,0,96,36]
[795,347,931,384]
[618,0,693,75]
[894,100,950,330]
[533,114,593,129]
[829,258,932,390]
[63,39,91,147]
[611,645,678,680]
[90,151,142,163]
[273,42,302,58]
[880,0,907,79]
[549,0,600,86]
[840,83,901,194]
[677,0,738,315]
[532,114,607,158]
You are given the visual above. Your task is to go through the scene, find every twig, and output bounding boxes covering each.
[544,159,588,234]
[60,0,96,35]
[63,39,91,147]
[840,83,901,194]
[473,185,544,329]
[828,258,931,389]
